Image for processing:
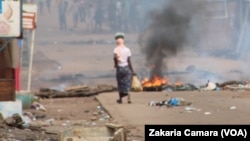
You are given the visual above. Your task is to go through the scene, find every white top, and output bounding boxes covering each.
[114,46,131,67]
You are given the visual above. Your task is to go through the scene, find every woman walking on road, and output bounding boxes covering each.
[113,32,134,104]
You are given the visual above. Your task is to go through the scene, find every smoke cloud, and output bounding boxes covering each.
[138,0,208,79]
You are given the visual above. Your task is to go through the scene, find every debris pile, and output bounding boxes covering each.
[219,81,250,91]
[159,80,250,92]
[3,114,24,128]
[35,84,116,98]
[199,80,250,92]
[148,97,192,107]
[163,83,199,92]
[0,101,48,129]
[0,106,57,140]
[0,98,116,140]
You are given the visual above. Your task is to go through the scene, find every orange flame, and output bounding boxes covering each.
[175,81,182,86]
[142,75,168,88]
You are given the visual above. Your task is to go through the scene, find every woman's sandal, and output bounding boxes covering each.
[116,99,122,104]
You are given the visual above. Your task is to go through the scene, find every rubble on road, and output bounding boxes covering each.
[0,103,116,141]
[223,83,250,91]
[4,114,24,128]
[35,84,117,98]
[185,106,201,112]
[176,80,250,92]
[59,123,127,141]
[31,102,47,112]
[0,112,57,140]
[149,97,192,107]
[163,83,199,91]
[199,81,217,91]
[202,80,250,91]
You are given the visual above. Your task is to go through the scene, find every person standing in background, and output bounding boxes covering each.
[79,0,86,23]
[108,0,116,32]
[95,1,104,33]
[38,0,44,15]
[115,0,122,31]
[86,4,95,33]
[46,0,51,13]
[123,0,131,32]
[113,32,134,104]
[70,0,80,30]
[58,0,68,31]
[129,0,137,32]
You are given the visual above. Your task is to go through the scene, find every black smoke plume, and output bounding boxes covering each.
[139,0,207,79]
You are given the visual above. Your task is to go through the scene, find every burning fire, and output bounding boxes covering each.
[175,81,183,86]
[142,75,168,88]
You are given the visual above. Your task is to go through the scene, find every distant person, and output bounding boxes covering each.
[108,0,116,31]
[46,0,51,13]
[123,0,131,32]
[94,2,104,33]
[38,0,44,15]
[115,0,122,31]
[129,0,137,32]
[79,0,86,22]
[86,4,95,32]
[58,0,68,31]
[113,32,134,104]
[70,0,80,29]
[135,2,143,31]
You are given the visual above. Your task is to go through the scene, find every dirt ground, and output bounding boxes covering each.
[0,97,118,141]
[2,1,250,141]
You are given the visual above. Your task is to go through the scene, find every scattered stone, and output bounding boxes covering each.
[0,113,3,121]
[92,112,98,116]
[4,117,16,126]
[31,102,47,112]
[31,121,51,127]
[229,106,237,110]
[22,116,32,128]
[57,109,62,112]
[23,112,34,120]
[91,116,97,121]
[185,107,197,112]
[33,111,46,119]
[4,114,24,128]
[84,110,90,113]
[204,112,211,115]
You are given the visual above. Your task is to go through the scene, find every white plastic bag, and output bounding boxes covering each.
[131,74,143,92]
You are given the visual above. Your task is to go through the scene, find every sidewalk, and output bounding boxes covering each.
[96,91,250,137]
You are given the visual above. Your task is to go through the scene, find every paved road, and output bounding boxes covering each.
[96,91,250,137]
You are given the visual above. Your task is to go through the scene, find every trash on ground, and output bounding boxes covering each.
[200,81,217,91]
[31,102,47,112]
[229,106,237,110]
[148,97,192,107]
[204,112,211,115]
[185,107,200,111]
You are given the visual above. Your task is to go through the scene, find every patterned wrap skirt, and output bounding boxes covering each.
[116,65,132,94]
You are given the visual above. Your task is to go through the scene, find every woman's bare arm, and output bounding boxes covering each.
[114,54,118,68]
[128,57,134,74]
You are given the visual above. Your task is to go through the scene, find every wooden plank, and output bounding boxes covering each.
[64,85,88,92]
[105,123,123,129]
[0,79,15,101]
[35,85,116,99]
[0,49,4,78]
